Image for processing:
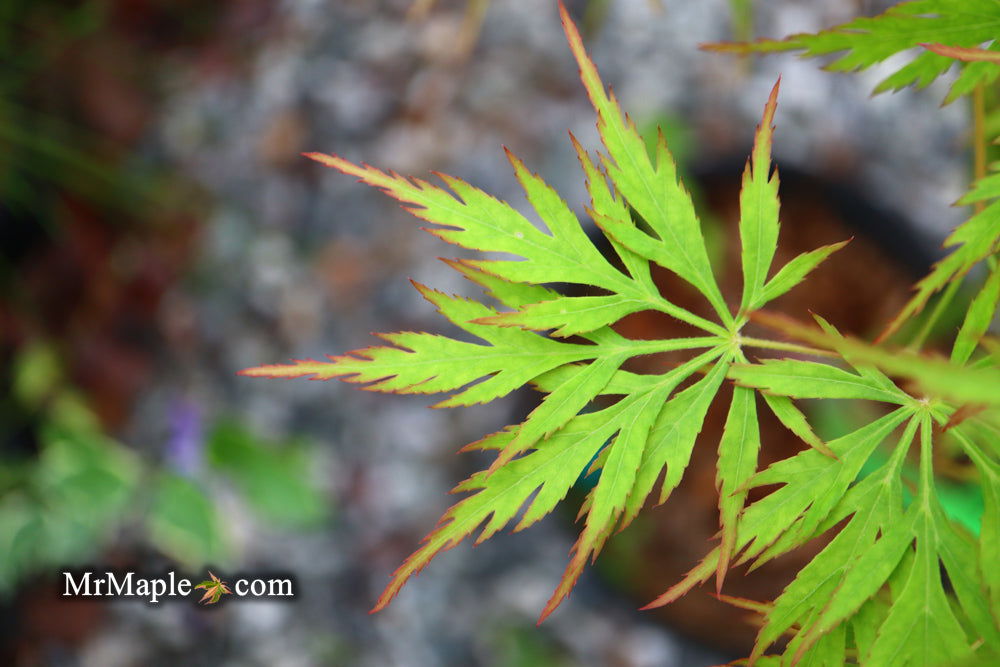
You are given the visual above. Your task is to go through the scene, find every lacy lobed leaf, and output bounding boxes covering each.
[705,0,1000,103]
[235,4,1000,664]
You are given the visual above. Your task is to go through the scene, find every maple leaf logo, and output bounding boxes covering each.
[194,571,232,605]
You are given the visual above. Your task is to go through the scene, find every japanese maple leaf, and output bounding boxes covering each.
[194,571,232,605]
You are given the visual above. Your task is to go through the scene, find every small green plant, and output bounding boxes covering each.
[0,342,329,591]
[244,2,999,664]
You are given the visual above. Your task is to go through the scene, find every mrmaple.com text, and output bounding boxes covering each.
[62,570,294,603]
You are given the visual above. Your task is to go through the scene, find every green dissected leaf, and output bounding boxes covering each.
[242,285,611,407]
[811,314,904,394]
[757,311,1000,407]
[856,420,971,666]
[722,409,996,664]
[749,417,915,661]
[952,265,1000,364]
[851,597,891,660]
[963,170,1000,203]
[762,394,835,458]
[565,10,729,327]
[864,530,967,664]
[245,4,820,619]
[618,352,729,528]
[705,0,1000,102]
[881,179,1000,341]
[738,82,780,313]
[934,491,1000,651]
[715,385,760,589]
[941,47,1000,102]
[729,359,911,403]
[540,365,707,621]
[754,240,849,309]
[372,403,624,613]
[643,409,912,609]
[726,354,995,663]
[240,3,997,663]
[953,430,1000,622]
[745,410,912,568]
[477,294,649,338]
[489,353,623,470]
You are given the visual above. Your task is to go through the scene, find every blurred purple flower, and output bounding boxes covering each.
[167,397,203,475]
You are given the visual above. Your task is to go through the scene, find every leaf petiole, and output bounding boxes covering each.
[643,294,730,336]
[736,335,837,358]
[619,335,725,356]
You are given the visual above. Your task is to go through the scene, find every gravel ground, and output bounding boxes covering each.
[86,1,972,665]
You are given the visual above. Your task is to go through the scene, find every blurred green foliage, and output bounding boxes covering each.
[0,0,332,595]
[148,473,226,569]
[489,623,574,667]
[0,343,139,590]
[208,421,327,529]
[0,342,329,593]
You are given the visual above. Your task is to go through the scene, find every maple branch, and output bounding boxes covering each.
[973,83,987,215]
[645,297,729,336]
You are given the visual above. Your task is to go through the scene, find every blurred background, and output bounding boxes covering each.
[0,0,977,665]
